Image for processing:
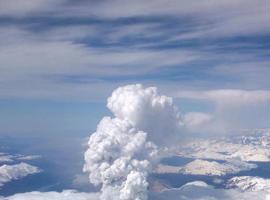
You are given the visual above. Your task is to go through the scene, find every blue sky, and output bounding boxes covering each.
[1,0,270,137]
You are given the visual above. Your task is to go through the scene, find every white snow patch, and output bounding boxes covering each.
[0,163,41,187]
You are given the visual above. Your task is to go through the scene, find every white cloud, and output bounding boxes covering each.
[177,89,270,106]
[1,41,195,78]
[176,89,270,132]
[0,1,270,102]
[2,190,99,200]
[3,181,270,200]
[183,112,213,129]
[0,0,270,103]
[0,25,201,100]
[2,0,270,39]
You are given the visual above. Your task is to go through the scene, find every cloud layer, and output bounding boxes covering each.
[3,190,99,200]
[3,181,270,200]
[177,89,270,106]
[1,0,270,101]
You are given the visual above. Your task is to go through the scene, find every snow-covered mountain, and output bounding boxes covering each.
[176,129,270,162]
[227,176,270,192]
[0,163,41,187]
[156,159,256,176]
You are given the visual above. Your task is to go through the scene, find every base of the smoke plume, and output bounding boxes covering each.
[98,171,149,200]
[83,116,157,200]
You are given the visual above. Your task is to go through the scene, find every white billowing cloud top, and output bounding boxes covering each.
[107,84,183,145]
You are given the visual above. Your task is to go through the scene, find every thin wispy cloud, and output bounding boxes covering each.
[176,89,270,105]
[0,0,270,100]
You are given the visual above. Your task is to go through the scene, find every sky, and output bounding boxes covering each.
[1,0,270,137]
[1,1,270,200]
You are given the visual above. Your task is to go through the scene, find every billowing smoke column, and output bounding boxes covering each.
[107,84,183,146]
[84,84,183,200]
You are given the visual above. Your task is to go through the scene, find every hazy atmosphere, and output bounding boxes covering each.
[1,0,270,199]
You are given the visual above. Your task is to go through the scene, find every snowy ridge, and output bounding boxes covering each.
[227,176,270,192]
[0,152,41,163]
[0,163,41,187]
[177,129,270,162]
[179,159,256,176]
[155,159,256,176]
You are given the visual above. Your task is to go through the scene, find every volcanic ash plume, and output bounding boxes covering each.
[84,84,183,200]
[107,84,182,145]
